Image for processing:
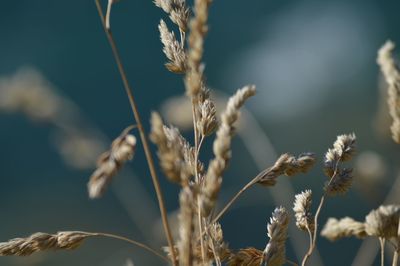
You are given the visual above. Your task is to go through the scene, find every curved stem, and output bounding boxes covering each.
[302,195,326,266]
[94,232,169,263]
[94,1,177,265]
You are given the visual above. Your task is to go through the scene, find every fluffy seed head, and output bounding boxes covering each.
[263,207,289,266]
[324,168,353,196]
[321,217,366,241]
[365,204,400,238]
[227,248,263,266]
[257,153,316,186]
[324,133,356,176]
[293,190,314,231]
[377,41,400,143]
[158,19,187,73]
[87,127,136,198]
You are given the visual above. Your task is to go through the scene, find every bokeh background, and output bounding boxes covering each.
[0,0,399,265]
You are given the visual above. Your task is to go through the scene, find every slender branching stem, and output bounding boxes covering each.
[302,161,340,266]
[94,232,169,262]
[94,1,177,264]
[380,238,386,266]
[301,195,326,266]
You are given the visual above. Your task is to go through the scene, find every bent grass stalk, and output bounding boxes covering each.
[94,1,177,264]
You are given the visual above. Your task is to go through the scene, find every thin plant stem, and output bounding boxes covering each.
[94,1,177,264]
[94,232,169,263]
[301,195,326,266]
[380,238,386,266]
[211,175,260,224]
[191,99,206,265]
[393,250,399,266]
[302,161,340,266]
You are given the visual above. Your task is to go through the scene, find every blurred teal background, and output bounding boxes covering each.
[0,0,400,265]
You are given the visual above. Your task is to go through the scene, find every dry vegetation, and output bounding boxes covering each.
[0,0,400,265]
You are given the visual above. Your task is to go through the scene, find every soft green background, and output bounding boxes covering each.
[0,0,399,265]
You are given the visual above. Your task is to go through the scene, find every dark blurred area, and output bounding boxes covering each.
[0,0,399,265]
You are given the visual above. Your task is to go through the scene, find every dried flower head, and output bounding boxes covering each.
[87,127,136,198]
[324,168,353,196]
[150,112,199,185]
[293,190,314,231]
[0,231,93,256]
[201,85,256,217]
[197,98,218,136]
[256,153,316,186]
[365,204,400,238]
[154,0,190,32]
[158,19,187,73]
[324,133,356,176]
[321,217,367,241]
[377,40,400,143]
[263,207,289,266]
[227,248,264,266]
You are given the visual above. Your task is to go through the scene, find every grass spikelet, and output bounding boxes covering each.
[321,217,366,241]
[293,190,314,232]
[263,206,289,266]
[87,126,136,198]
[377,40,400,143]
[150,112,201,185]
[185,0,212,98]
[257,153,316,186]
[154,0,190,32]
[227,247,264,266]
[0,231,94,256]
[365,204,400,238]
[158,19,187,73]
[323,133,356,196]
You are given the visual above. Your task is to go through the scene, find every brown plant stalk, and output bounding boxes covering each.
[0,231,168,262]
[94,0,177,264]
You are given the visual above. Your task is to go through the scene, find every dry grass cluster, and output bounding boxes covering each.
[0,0,400,265]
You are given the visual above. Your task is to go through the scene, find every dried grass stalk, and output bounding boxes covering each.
[0,231,94,256]
[177,187,195,265]
[377,40,400,143]
[293,190,314,232]
[158,19,187,73]
[87,126,137,198]
[184,0,212,98]
[200,85,256,217]
[263,207,289,266]
[365,204,400,239]
[321,217,366,241]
